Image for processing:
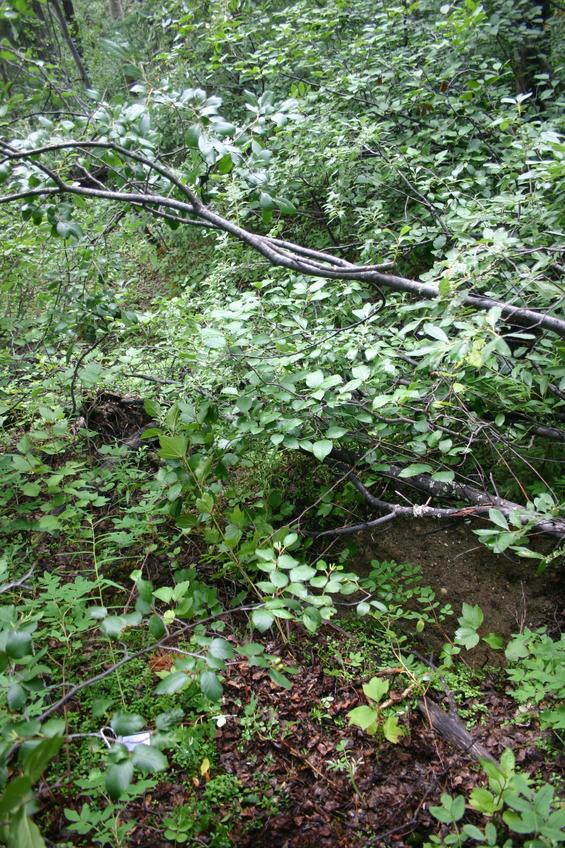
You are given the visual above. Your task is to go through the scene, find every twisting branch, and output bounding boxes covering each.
[1,139,564,335]
[314,450,565,540]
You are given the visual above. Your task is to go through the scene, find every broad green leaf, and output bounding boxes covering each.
[149,614,166,639]
[237,643,265,657]
[269,668,292,689]
[11,806,46,848]
[158,435,187,460]
[209,638,234,660]
[483,632,504,650]
[200,671,223,700]
[455,626,480,650]
[21,736,63,783]
[131,744,168,774]
[347,705,379,732]
[0,776,32,817]
[312,440,333,461]
[155,672,189,695]
[383,715,405,744]
[424,323,449,343]
[7,683,26,711]
[305,370,324,388]
[352,364,371,380]
[289,565,316,581]
[488,509,508,529]
[459,603,484,629]
[111,713,145,735]
[362,677,389,703]
[106,760,134,800]
[6,631,32,660]
[397,464,433,478]
[251,609,274,632]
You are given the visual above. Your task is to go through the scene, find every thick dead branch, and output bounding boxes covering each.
[1,140,565,336]
[418,697,496,763]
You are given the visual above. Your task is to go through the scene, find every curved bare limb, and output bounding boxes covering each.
[1,139,564,336]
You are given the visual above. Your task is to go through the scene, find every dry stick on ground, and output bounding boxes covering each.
[1,139,565,337]
[418,698,496,763]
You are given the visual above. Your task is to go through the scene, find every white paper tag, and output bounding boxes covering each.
[118,731,151,751]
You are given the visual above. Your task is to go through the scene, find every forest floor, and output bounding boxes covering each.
[41,509,563,848]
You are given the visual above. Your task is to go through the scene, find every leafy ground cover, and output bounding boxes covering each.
[0,0,564,845]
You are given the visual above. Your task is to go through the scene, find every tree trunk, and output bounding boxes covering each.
[514,0,552,97]
[49,0,91,88]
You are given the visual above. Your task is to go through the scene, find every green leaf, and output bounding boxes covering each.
[111,713,145,735]
[347,705,379,732]
[251,609,274,632]
[277,554,299,569]
[352,364,371,380]
[158,435,188,460]
[302,607,321,633]
[6,630,32,660]
[149,614,166,639]
[397,464,433,478]
[431,471,455,483]
[10,806,46,848]
[470,788,499,814]
[209,638,234,660]
[153,587,174,604]
[236,394,253,413]
[483,632,504,650]
[237,643,265,657]
[7,683,26,711]
[131,744,168,774]
[200,671,223,701]
[21,736,63,783]
[383,715,405,744]
[488,509,508,529]
[270,570,289,588]
[100,616,127,639]
[269,668,292,689]
[106,759,134,800]
[56,220,83,241]
[462,824,486,841]
[305,370,324,388]
[424,323,449,343]
[0,776,32,817]
[455,626,480,650]
[505,636,529,662]
[155,672,189,695]
[312,440,333,461]
[362,677,389,703]
[143,398,162,418]
[185,124,201,148]
[460,603,484,629]
[289,565,316,581]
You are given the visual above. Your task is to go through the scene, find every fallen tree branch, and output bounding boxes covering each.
[1,139,565,336]
[319,450,565,540]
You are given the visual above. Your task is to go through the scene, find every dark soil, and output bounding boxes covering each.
[357,518,564,646]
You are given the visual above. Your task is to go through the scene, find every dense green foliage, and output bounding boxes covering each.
[0,0,563,845]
